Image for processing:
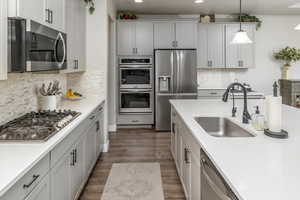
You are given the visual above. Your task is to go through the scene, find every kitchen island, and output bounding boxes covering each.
[170,99,300,200]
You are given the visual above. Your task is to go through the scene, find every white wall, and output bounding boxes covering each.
[198,15,300,95]
[67,0,117,149]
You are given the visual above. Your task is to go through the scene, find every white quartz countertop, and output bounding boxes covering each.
[0,97,105,197]
[170,99,300,200]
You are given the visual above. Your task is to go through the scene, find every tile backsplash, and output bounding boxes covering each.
[0,73,66,125]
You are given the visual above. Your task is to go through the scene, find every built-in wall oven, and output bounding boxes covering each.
[119,57,153,89]
[118,57,154,125]
[120,89,153,113]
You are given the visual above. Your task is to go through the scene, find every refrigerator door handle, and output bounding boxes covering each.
[170,51,174,93]
[176,50,181,94]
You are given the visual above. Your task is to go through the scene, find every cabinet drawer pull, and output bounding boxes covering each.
[210,92,218,95]
[184,148,190,164]
[70,150,75,166]
[45,9,50,23]
[132,120,139,123]
[89,115,95,120]
[74,149,77,163]
[96,121,100,131]
[23,175,40,189]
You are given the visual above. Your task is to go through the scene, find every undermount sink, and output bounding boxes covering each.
[194,117,255,137]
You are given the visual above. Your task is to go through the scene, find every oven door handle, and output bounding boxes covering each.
[120,65,152,68]
[121,90,152,93]
[54,32,66,68]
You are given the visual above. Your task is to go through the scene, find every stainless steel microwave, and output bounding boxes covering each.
[8,18,67,72]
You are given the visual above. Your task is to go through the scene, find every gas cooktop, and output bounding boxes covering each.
[0,110,81,142]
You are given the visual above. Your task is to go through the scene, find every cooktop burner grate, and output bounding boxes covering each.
[0,110,81,142]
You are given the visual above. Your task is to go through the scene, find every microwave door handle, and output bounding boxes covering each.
[54,33,66,68]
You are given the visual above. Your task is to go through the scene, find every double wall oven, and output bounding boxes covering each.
[118,57,154,125]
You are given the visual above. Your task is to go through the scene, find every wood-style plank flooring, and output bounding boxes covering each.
[79,128,186,200]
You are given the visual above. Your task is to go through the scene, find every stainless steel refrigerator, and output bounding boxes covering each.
[155,49,197,131]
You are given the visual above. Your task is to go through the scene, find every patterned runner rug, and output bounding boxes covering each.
[101,163,165,200]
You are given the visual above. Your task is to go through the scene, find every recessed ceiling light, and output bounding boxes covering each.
[195,0,204,3]
[135,0,143,3]
[289,3,300,8]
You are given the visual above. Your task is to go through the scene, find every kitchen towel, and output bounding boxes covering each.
[265,95,282,132]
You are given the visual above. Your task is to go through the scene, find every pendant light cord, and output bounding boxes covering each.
[239,0,242,31]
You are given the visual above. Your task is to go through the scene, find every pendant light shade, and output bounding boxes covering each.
[231,0,253,45]
[231,30,253,44]
[295,24,300,30]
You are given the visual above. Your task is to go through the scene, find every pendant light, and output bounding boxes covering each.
[231,0,253,44]
[295,24,300,30]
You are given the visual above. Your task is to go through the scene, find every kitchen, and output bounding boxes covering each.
[1,0,300,200]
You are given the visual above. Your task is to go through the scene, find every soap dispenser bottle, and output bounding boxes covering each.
[251,106,265,131]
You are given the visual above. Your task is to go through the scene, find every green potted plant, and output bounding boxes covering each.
[274,47,300,79]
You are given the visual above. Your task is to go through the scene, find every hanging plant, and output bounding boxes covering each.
[83,0,95,14]
[240,14,262,30]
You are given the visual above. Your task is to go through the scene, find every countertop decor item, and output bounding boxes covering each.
[83,0,95,14]
[231,0,253,44]
[274,47,300,79]
[64,89,84,101]
[39,81,62,110]
[240,14,262,30]
[200,14,215,23]
[264,82,288,139]
[118,12,137,20]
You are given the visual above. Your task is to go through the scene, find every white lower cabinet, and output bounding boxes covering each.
[50,151,72,200]
[190,152,201,200]
[25,174,50,200]
[171,107,201,200]
[70,138,85,200]
[85,120,97,176]
[1,103,106,200]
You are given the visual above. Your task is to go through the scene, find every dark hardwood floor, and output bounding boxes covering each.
[79,128,186,200]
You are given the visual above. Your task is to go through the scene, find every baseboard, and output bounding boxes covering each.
[108,124,117,132]
[103,140,110,152]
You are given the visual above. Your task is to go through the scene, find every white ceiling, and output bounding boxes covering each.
[115,0,300,15]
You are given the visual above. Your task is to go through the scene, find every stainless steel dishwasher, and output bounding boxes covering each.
[201,150,239,200]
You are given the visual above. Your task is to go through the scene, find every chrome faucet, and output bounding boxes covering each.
[222,82,251,124]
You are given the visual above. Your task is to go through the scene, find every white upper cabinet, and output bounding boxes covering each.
[198,23,255,69]
[0,0,7,80]
[117,22,136,55]
[136,22,154,55]
[65,0,86,73]
[9,0,65,31]
[226,23,255,68]
[8,0,45,25]
[175,22,197,49]
[154,21,197,49]
[154,22,175,49]
[198,24,225,68]
[117,21,154,56]
[45,0,66,31]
